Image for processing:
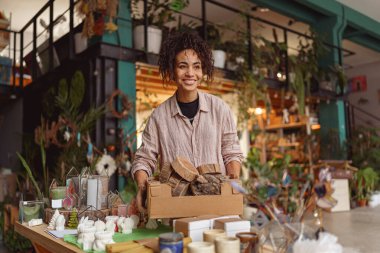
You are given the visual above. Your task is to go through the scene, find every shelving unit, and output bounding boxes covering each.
[253,118,312,163]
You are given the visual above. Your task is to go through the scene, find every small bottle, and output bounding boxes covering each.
[159,232,183,253]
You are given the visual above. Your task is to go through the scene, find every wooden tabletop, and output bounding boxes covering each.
[14,222,83,253]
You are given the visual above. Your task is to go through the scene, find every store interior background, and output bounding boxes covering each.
[0,0,380,252]
[1,0,380,169]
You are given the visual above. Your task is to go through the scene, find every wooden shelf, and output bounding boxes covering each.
[265,122,307,130]
[278,142,300,147]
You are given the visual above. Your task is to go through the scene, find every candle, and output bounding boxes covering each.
[51,187,66,199]
[215,237,239,253]
[187,242,215,253]
[87,179,99,210]
[203,229,225,243]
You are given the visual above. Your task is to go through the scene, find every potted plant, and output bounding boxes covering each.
[195,24,226,68]
[131,0,189,54]
[222,38,247,71]
[287,30,324,115]
[355,167,379,206]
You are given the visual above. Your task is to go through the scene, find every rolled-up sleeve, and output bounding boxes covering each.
[221,106,244,166]
[131,115,159,179]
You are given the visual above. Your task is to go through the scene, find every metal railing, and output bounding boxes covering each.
[0,0,78,90]
[1,0,356,91]
[138,0,355,89]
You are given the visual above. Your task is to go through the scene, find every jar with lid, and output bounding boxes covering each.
[159,232,183,253]
[236,232,259,253]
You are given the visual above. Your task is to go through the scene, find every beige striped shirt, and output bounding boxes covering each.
[131,91,243,177]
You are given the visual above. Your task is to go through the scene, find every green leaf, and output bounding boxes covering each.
[70,70,85,109]
[16,152,43,200]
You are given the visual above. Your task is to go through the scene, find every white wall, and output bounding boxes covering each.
[346,60,380,127]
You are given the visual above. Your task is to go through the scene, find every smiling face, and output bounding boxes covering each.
[174,49,203,101]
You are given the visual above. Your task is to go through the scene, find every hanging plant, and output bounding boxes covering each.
[77,0,119,38]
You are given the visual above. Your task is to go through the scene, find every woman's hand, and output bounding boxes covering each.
[134,170,148,213]
[136,185,147,213]
[226,160,241,179]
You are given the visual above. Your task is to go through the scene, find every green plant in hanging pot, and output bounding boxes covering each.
[222,37,248,71]
[330,65,347,95]
[259,29,288,80]
[234,65,271,130]
[288,55,305,115]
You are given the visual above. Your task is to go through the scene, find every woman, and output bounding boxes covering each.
[132,31,243,212]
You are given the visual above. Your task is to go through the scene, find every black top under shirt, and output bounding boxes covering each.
[177,97,199,124]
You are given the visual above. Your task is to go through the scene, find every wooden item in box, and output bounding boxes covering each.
[147,180,243,219]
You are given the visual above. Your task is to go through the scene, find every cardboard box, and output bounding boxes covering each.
[147,180,243,219]
[330,179,350,212]
[174,217,212,242]
[198,214,240,228]
[213,218,251,237]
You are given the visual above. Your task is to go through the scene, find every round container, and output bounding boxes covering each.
[159,232,183,253]
[187,241,215,253]
[215,236,239,253]
[236,232,259,253]
[203,229,225,242]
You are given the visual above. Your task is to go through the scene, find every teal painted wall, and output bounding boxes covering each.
[94,0,135,190]
[319,101,347,159]
[101,0,133,47]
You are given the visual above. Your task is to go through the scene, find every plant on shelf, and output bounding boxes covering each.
[288,29,325,114]
[330,65,348,95]
[234,65,271,130]
[354,167,379,206]
[194,23,227,68]
[222,37,247,71]
[131,0,189,27]
[77,0,119,38]
[130,0,189,53]
[169,15,198,33]
[349,127,380,176]
[258,29,287,80]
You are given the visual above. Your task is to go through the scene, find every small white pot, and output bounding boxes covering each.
[133,25,162,54]
[212,50,226,69]
[74,33,87,54]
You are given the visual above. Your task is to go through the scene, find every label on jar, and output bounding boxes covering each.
[159,241,183,253]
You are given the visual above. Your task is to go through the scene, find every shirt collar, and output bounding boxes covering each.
[170,91,209,117]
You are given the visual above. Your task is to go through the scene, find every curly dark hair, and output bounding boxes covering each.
[158,31,214,83]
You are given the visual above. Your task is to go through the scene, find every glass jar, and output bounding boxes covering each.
[236,232,259,253]
[159,232,183,253]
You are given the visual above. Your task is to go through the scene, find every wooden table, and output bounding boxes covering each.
[14,222,82,253]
